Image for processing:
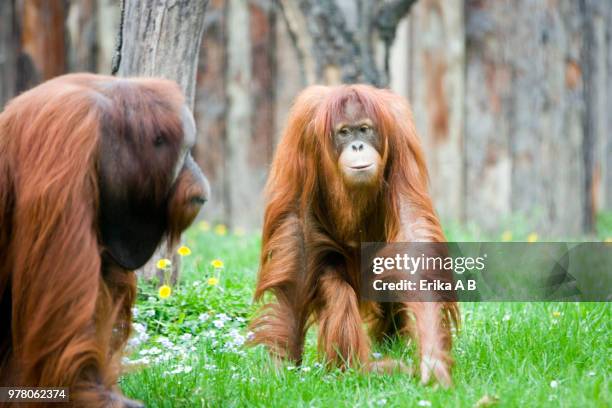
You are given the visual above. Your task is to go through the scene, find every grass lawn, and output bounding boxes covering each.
[120,218,611,407]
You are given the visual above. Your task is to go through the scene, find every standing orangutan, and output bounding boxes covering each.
[0,74,209,407]
[250,84,459,387]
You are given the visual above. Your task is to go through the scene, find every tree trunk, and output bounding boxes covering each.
[463,0,596,236]
[193,0,229,226]
[114,0,208,107]
[0,0,18,108]
[606,3,612,211]
[66,0,98,72]
[582,0,610,218]
[113,0,208,282]
[400,0,465,222]
[20,0,67,83]
[193,0,276,231]
[277,0,417,86]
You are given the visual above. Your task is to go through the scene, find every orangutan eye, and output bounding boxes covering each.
[339,128,349,136]
[359,125,369,133]
[154,135,166,147]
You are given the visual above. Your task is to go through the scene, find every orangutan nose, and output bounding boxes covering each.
[351,142,364,152]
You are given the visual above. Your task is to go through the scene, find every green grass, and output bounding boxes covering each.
[120,218,612,407]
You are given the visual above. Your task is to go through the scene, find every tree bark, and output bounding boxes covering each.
[193,0,229,225]
[277,0,418,86]
[606,3,612,211]
[401,0,465,222]
[0,0,18,108]
[66,0,98,72]
[193,0,276,231]
[464,0,602,236]
[114,0,208,107]
[113,0,208,282]
[19,0,67,89]
[581,0,610,219]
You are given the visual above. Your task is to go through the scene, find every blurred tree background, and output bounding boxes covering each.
[0,0,610,237]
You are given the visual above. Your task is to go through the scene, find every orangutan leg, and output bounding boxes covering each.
[250,283,308,364]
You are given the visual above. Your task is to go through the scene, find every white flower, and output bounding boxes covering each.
[417,400,431,407]
[180,333,193,342]
[213,319,225,329]
[127,336,144,349]
[132,307,139,318]
[587,371,596,377]
[232,373,240,379]
[372,352,382,359]
[502,313,511,322]
[550,380,559,388]
[217,313,231,322]
[145,309,155,318]
[157,337,174,348]
[287,366,296,371]
[377,399,387,406]
[140,346,162,356]
[301,366,311,372]
[132,322,147,334]
[124,357,150,366]
[198,313,210,321]
[235,317,246,323]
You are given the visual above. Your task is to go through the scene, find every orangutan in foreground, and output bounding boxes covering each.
[0,74,209,407]
[250,84,459,387]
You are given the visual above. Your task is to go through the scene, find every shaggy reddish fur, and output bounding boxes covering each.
[250,85,459,386]
[0,74,205,407]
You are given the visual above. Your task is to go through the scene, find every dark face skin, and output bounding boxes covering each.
[99,100,209,271]
[333,101,383,187]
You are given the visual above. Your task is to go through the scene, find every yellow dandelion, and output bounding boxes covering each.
[177,245,192,256]
[156,258,172,270]
[158,285,172,299]
[527,232,539,243]
[234,227,246,237]
[552,311,561,318]
[211,259,224,269]
[501,231,513,242]
[207,277,219,286]
[198,220,211,232]
[214,224,227,236]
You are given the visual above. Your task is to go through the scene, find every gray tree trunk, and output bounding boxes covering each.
[114,0,208,107]
[401,0,465,222]
[0,0,18,108]
[277,0,417,86]
[606,4,612,211]
[464,0,608,236]
[193,0,276,231]
[113,0,208,282]
[193,0,228,226]
[67,0,98,72]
